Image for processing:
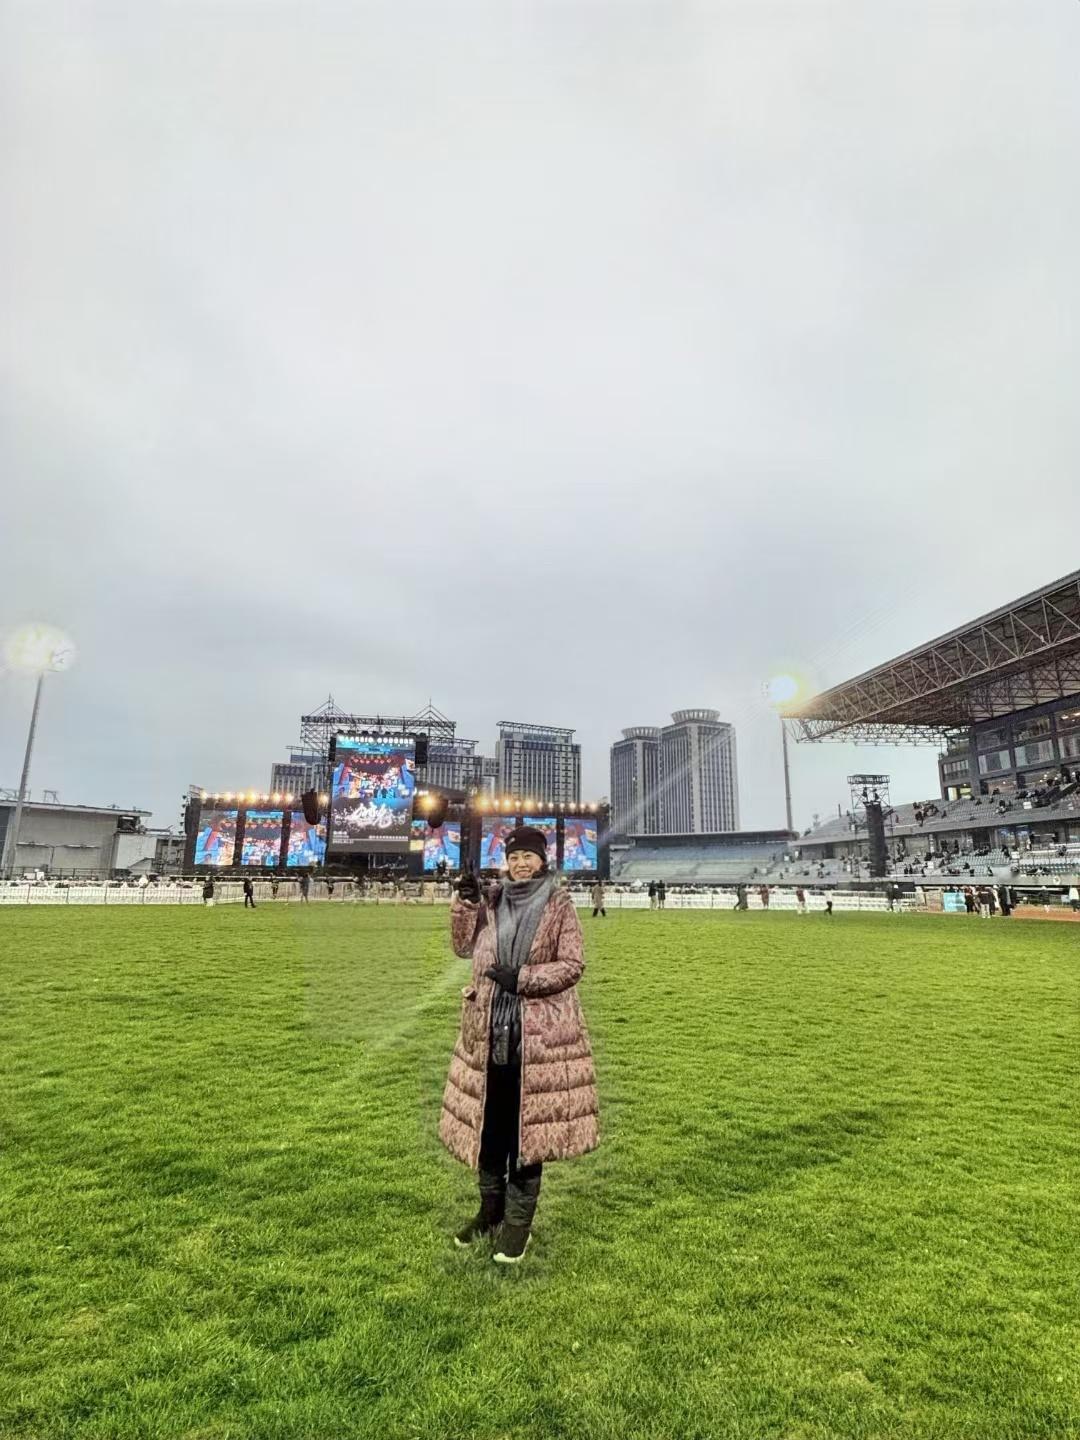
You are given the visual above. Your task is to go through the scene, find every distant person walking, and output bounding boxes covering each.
[759,884,770,909]
[963,886,976,915]
[996,884,1013,917]
[441,826,598,1265]
[977,886,992,919]
[795,886,807,915]
[202,876,215,907]
[657,880,667,910]
[1069,884,1080,913]
[590,880,606,918]
[824,895,834,916]
[648,881,657,910]
[299,873,311,904]
[243,876,256,909]
[270,876,280,899]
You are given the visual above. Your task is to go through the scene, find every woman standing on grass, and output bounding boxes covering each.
[439,826,599,1264]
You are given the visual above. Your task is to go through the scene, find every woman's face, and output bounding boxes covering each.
[507,849,543,881]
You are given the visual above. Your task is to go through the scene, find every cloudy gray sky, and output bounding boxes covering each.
[2,1,1079,833]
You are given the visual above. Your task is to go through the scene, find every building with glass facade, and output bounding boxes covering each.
[659,709,739,833]
[610,710,740,834]
[495,722,580,804]
[610,727,661,835]
[938,696,1080,800]
[421,738,482,794]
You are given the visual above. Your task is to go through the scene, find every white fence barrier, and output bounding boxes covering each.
[0,881,928,912]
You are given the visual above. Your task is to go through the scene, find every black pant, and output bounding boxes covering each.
[478,1062,542,1228]
[592,907,605,917]
[244,893,255,908]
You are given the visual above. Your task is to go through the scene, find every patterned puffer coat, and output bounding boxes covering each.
[439,886,600,1169]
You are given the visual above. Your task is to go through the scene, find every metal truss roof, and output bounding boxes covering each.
[783,569,1080,743]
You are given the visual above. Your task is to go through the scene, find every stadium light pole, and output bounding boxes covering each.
[779,716,793,835]
[1,626,76,880]
[765,675,799,835]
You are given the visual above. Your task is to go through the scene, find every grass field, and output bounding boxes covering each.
[1,905,1077,1440]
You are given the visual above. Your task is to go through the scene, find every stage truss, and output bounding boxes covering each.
[294,698,459,787]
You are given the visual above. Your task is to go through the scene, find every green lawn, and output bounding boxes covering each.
[1,905,1077,1440]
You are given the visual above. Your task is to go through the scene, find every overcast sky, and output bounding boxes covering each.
[2,1,1079,833]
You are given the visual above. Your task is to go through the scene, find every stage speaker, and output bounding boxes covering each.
[301,789,321,826]
[414,733,429,766]
[183,801,199,838]
[865,802,888,878]
[426,794,449,829]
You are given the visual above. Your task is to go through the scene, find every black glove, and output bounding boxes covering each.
[485,966,518,993]
[456,870,481,904]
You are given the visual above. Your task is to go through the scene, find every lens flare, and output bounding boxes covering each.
[3,624,76,674]
[766,674,799,706]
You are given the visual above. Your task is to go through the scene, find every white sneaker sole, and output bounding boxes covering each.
[493,1235,531,1264]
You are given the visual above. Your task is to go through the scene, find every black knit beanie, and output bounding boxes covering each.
[504,826,549,864]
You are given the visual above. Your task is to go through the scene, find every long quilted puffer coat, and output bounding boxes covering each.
[438,886,600,1169]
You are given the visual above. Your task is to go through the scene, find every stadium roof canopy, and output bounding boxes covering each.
[782,569,1080,744]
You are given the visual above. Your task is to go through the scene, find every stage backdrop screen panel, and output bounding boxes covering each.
[241,809,283,867]
[562,815,598,871]
[480,816,518,871]
[523,816,557,868]
[195,808,238,868]
[413,820,462,871]
[287,814,326,867]
[330,737,417,853]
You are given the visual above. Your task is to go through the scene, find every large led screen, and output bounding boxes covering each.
[414,820,462,871]
[479,815,517,871]
[330,737,416,852]
[287,814,326,868]
[523,816,557,868]
[562,815,598,872]
[195,808,238,868]
[241,809,283,867]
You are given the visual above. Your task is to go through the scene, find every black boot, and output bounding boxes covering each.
[493,1161,541,1264]
[454,1185,504,1248]
[492,1222,532,1263]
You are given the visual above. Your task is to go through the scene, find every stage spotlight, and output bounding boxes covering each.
[285,793,294,804]
[272,793,281,803]
[427,794,449,828]
[224,792,233,801]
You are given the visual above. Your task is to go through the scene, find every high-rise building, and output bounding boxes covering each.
[478,756,499,798]
[423,738,481,793]
[496,722,580,805]
[659,709,739,832]
[269,751,328,795]
[610,727,661,835]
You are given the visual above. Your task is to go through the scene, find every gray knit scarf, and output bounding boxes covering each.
[489,873,553,1066]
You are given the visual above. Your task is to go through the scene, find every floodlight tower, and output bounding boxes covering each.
[1,626,76,879]
[765,675,801,833]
